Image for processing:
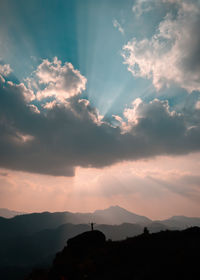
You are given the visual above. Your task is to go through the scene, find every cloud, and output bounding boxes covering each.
[0,74,117,176]
[123,0,200,92]
[149,174,200,203]
[78,165,200,202]
[132,0,154,17]
[179,174,200,188]
[0,171,8,177]
[0,63,12,77]
[195,101,200,110]
[36,57,87,101]
[113,19,124,34]
[7,81,35,102]
[0,59,200,176]
[1,153,199,218]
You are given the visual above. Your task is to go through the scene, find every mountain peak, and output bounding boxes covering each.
[110,205,126,210]
[105,205,126,211]
[94,205,132,213]
[93,205,151,224]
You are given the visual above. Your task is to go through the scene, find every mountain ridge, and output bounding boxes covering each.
[0,208,26,218]
[1,205,200,228]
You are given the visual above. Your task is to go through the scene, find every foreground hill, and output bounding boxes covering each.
[0,223,163,268]
[0,222,173,280]
[27,227,200,280]
[1,206,200,280]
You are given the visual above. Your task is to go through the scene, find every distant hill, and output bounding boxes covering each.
[158,215,200,229]
[0,206,199,240]
[0,208,25,218]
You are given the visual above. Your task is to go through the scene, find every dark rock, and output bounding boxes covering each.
[67,230,106,249]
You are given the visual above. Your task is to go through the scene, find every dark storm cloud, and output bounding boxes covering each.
[0,79,121,176]
[0,78,200,176]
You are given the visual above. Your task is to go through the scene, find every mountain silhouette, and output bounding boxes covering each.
[0,222,174,280]
[67,230,106,249]
[158,215,200,229]
[1,206,200,280]
[26,227,200,280]
[93,205,151,224]
[0,206,152,239]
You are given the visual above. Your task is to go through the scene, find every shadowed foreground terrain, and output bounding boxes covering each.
[27,227,200,280]
[1,207,200,280]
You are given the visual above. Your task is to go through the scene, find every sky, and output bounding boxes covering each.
[0,0,200,219]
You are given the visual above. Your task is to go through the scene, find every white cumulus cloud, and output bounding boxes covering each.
[0,63,12,77]
[132,0,154,17]
[36,57,87,102]
[123,0,200,93]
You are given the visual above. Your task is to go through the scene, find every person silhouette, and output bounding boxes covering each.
[90,222,95,231]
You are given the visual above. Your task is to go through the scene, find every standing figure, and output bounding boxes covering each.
[90,222,95,231]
